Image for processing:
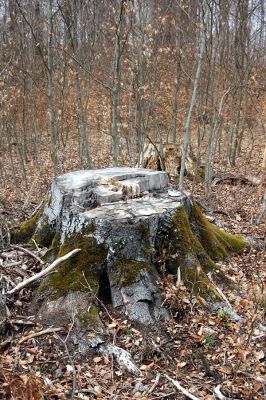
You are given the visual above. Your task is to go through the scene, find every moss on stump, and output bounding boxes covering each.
[11,207,44,244]
[111,259,153,287]
[157,203,247,297]
[40,235,108,300]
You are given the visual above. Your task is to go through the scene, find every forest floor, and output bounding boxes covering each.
[0,131,265,399]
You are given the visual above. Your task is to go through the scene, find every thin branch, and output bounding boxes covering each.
[148,374,161,394]
[164,374,201,400]
[62,48,111,91]
[55,333,77,399]
[213,385,228,400]
[15,0,49,72]
[7,249,80,295]
[10,244,44,265]
[18,327,64,344]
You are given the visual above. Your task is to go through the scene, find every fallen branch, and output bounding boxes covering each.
[213,385,228,400]
[10,244,45,265]
[18,327,64,344]
[212,173,261,187]
[4,261,23,268]
[164,374,201,400]
[148,373,161,394]
[99,343,140,376]
[207,273,232,309]
[240,371,266,385]
[7,249,80,295]
[9,319,36,326]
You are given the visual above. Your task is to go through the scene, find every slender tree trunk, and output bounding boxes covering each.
[179,3,207,192]
[111,0,125,166]
[47,0,58,176]
[170,57,181,144]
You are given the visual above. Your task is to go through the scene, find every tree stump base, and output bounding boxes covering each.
[12,167,247,329]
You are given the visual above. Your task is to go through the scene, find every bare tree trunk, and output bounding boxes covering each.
[47,0,58,176]
[179,3,207,192]
[169,56,181,144]
[111,0,125,166]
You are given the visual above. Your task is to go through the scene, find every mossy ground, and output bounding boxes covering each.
[40,235,108,300]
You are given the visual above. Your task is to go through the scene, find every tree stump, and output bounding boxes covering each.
[143,143,205,181]
[12,167,247,329]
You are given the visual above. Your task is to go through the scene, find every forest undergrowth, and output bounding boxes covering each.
[0,129,265,399]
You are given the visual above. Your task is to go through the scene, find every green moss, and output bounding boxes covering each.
[112,259,152,286]
[40,235,108,300]
[42,232,61,262]
[191,201,247,259]
[139,221,149,241]
[11,207,43,243]
[51,232,61,249]
[182,264,218,296]
[31,216,55,248]
[144,247,153,255]
[77,304,100,328]
[170,207,218,272]
[157,202,246,297]
[81,222,96,235]
[163,206,219,296]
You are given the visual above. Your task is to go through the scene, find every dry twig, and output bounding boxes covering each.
[148,374,161,394]
[10,244,45,265]
[213,385,228,400]
[7,248,80,295]
[164,374,201,400]
[18,327,64,344]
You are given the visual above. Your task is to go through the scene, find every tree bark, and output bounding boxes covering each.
[179,2,207,192]
[12,168,247,329]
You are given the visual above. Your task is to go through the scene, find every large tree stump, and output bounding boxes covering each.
[12,167,247,328]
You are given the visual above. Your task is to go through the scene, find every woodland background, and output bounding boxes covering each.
[0,0,265,399]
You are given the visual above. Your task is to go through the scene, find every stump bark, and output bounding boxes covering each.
[12,167,247,328]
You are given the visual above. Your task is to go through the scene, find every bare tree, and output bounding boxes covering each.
[179,1,207,192]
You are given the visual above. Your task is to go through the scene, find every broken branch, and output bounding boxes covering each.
[164,374,201,400]
[213,384,228,400]
[7,249,80,295]
[10,244,45,265]
[18,327,64,344]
